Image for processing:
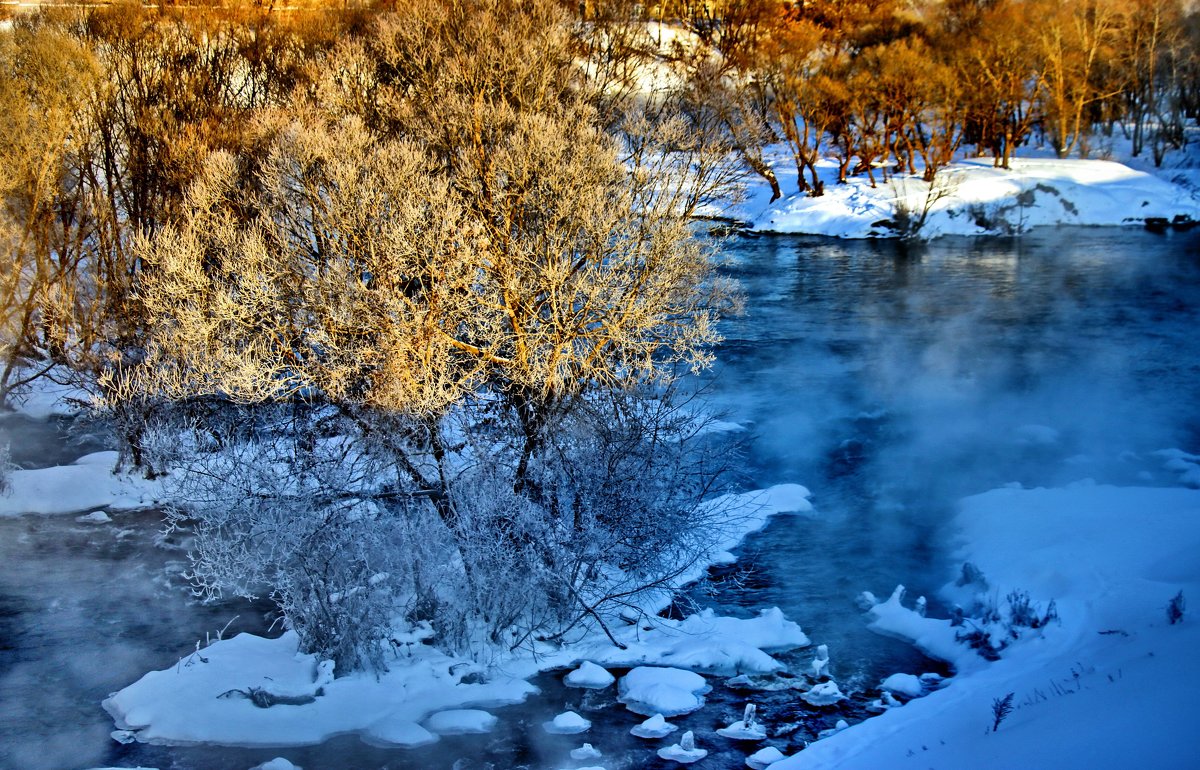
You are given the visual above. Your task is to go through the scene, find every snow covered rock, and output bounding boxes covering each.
[570,743,603,760]
[866,690,901,713]
[564,661,615,690]
[362,718,439,747]
[424,709,496,735]
[716,703,766,740]
[618,666,708,717]
[77,510,111,523]
[252,760,301,770]
[629,713,678,738]
[817,719,849,740]
[657,730,707,764]
[880,673,922,698]
[542,710,591,734]
[810,644,830,679]
[746,745,786,769]
[801,681,846,707]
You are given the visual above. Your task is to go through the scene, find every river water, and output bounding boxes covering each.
[1,227,1198,769]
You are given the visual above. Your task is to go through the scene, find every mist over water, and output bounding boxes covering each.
[695,227,1200,686]
[2,228,1199,768]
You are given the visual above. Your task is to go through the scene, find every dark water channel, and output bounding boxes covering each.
[2,227,1199,770]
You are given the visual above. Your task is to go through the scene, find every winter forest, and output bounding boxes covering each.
[2,1,1200,769]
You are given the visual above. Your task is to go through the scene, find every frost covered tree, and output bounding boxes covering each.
[108,0,741,671]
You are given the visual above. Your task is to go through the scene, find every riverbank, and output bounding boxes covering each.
[774,480,1200,769]
[719,141,1200,240]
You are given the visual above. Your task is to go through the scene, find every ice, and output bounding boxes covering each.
[801,681,845,707]
[629,712,678,738]
[564,661,615,690]
[880,673,922,698]
[657,730,707,764]
[570,743,603,760]
[617,666,708,717]
[542,710,591,734]
[746,745,787,769]
[252,760,300,770]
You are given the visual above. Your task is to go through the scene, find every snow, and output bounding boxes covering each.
[0,451,163,517]
[617,666,709,717]
[657,731,707,764]
[563,661,614,689]
[542,710,590,734]
[76,510,112,523]
[629,712,678,738]
[423,709,497,735]
[570,743,602,760]
[730,153,1200,241]
[361,718,438,748]
[773,482,1200,769]
[715,719,766,741]
[800,680,846,707]
[746,746,787,769]
[252,760,300,770]
[879,673,922,698]
[103,630,538,748]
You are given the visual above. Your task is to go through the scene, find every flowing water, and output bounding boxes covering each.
[1,227,1198,769]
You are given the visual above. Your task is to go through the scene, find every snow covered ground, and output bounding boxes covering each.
[0,451,163,517]
[775,482,1200,770]
[719,140,1200,240]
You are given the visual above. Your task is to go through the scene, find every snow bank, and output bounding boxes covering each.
[103,631,538,748]
[745,157,1200,240]
[774,482,1200,769]
[0,451,163,517]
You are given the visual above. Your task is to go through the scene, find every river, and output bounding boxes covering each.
[1,227,1198,769]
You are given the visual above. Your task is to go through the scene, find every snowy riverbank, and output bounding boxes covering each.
[775,481,1200,770]
[722,148,1200,240]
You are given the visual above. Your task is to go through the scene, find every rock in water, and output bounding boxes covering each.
[657,730,707,764]
[630,713,678,739]
[746,746,787,769]
[542,710,591,734]
[564,661,615,689]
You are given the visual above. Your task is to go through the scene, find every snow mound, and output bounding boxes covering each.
[618,667,709,717]
[657,731,707,764]
[564,661,614,689]
[362,718,438,748]
[570,743,603,760]
[542,710,591,734]
[424,709,496,735]
[630,712,678,738]
[746,746,787,769]
[879,673,922,698]
[801,681,846,707]
[253,760,300,770]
